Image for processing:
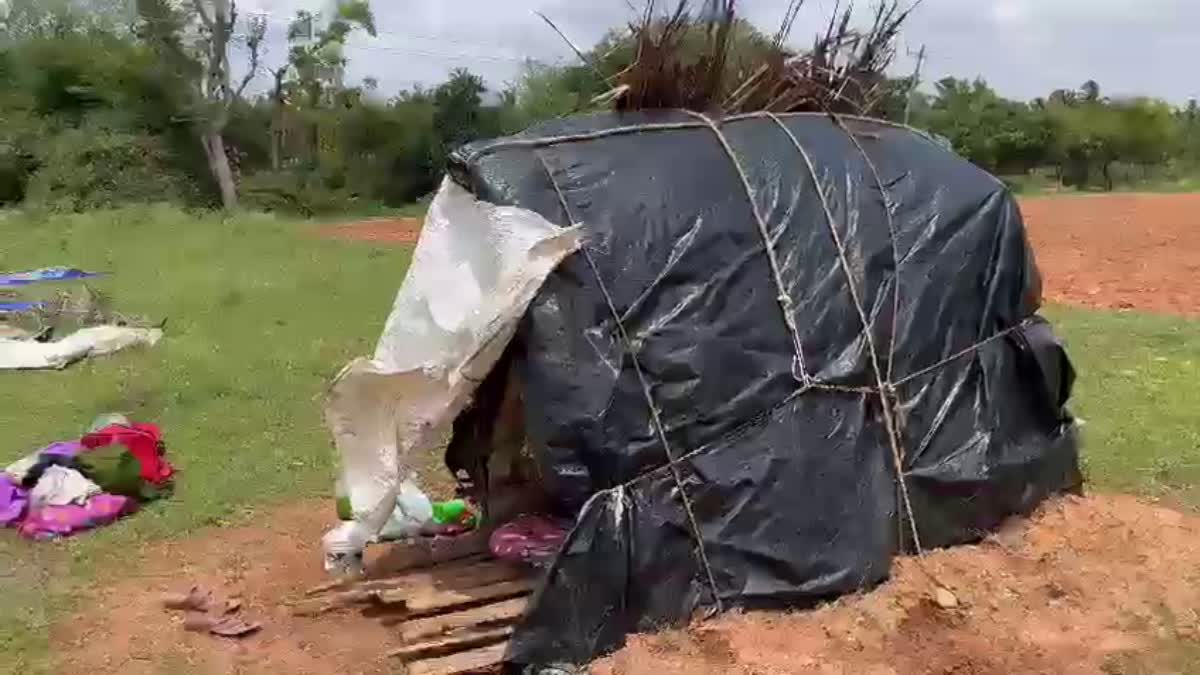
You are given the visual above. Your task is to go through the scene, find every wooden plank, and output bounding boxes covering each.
[368,529,496,578]
[388,625,512,661]
[295,559,527,617]
[400,597,528,641]
[381,579,534,618]
[304,530,494,597]
[405,642,508,675]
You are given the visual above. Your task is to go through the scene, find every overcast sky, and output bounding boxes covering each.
[240,0,1200,104]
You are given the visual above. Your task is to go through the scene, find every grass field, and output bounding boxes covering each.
[0,206,412,671]
[1,206,1198,672]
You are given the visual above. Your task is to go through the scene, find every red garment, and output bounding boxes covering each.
[81,424,174,485]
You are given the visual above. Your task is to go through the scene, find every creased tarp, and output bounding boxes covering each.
[446,110,1081,669]
[324,178,582,538]
[0,325,162,370]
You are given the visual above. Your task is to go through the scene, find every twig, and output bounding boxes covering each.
[533,11,612,86]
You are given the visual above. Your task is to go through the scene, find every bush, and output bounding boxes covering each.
[23,120,195,211]
[240,170,362,217]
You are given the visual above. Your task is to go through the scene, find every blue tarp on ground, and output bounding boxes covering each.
[0,267,101,287]
[0,302,46,313]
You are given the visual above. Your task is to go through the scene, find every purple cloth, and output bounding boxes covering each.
[489,515,571,567]
[18,494,136,540]
[0,475,29,527]
[40,441,84,459]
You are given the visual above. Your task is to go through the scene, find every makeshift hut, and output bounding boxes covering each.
[321,3,1080,672]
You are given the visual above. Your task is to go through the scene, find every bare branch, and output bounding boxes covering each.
[534,10,613,85]
[190,0,213,28]
[233,16,266,101]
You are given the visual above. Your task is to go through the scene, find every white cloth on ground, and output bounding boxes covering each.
[0,325,162,370]
[29,466,102,508]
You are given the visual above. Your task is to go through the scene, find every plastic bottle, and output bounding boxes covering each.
[321,521,370,577]
[431,499,478,528]
[334,477,354,521]
[376,479,434,541]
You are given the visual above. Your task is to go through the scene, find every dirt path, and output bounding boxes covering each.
[324,193,1200,318]
[53,495,1200,675]
[318,217,424,245]
[598,495,1200,675]
[1022,193,1200,318]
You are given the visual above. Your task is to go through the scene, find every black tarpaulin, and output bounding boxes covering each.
[447,110,1080,670]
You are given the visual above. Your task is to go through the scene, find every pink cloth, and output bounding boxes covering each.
[0,475,28,526]
[18,494,136,541]
[489,515,571,567]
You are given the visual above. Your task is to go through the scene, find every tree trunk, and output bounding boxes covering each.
[270,121,282,171]
[202,130,238,210]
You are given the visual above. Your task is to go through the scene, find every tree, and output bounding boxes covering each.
[265,2,374,171]
[431,69,500,166]
[135,0,265,209]
[923,77,1050,173]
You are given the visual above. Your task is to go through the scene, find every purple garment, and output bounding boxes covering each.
[0,475,29,527]
[18,494,136,540]
[40,441,84,459]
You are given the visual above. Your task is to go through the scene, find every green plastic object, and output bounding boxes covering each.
[431,499,478,528]
[334,478,354,521]
[88,413,130,434]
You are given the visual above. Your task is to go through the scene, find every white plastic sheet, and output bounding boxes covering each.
[324,178,582,545]
[0,325,163,370]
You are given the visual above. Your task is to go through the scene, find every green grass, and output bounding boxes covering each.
[1045,306,1200,507]
[0,207,1198,673]
[0,205,412,672]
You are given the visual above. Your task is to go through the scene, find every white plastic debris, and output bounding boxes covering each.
[322,178,582,565]
[0,325,162,370]
[375,477,435,542]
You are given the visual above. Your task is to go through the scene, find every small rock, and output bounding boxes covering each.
[934,587,959,609]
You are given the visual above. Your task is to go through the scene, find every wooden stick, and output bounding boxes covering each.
[388,626,512,661]
[296,558,530,618]
[404,642,509,675]
[304,532,494,597]
[400,597,528,642]
[377,579,534,617]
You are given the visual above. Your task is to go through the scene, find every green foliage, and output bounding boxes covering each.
[432,69,503,160]
[24,118,193,210]
[922,78,1051,173]
[240,170,359,217]
[4,1,1200,213]
[504,62,604,131]
[918,79,1185,191]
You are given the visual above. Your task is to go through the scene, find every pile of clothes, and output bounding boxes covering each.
[1,417,174,540]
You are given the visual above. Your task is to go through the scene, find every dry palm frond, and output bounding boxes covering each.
[606,0,916,117]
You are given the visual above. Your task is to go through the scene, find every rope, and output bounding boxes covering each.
[535,151,725,613]
[503,113,1039,601]
[465,110,943,163]
[763,112,925,554]
[681,110,812,386]
[891,321,1028,389]
[823,113,905,384]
